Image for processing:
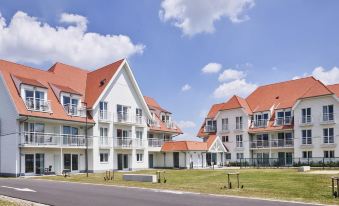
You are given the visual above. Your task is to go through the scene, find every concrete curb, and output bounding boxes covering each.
[0,194,49,206]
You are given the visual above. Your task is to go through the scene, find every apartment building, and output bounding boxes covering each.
[0,59,184,176]
[198,77,339,166]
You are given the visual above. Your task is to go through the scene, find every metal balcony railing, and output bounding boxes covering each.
[148,118,161,127]
[99,111,111,122]
[204,125,216,132]
[64,103,86,117]
[113,138,144,148]
[99,136,111,147]
[274,117,292,126]
[148,138,165,147]
[250,139,294,149]
[24,97,51,112]
[114,112,146,125]
[20,132,92,147]
[251,119,268,128]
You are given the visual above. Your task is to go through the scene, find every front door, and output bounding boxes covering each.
[118,154,123,170]
[286,152,293,166]
[173,152,179,168]
[25,154,34,174]
[117,154,129,170]
[35,153,44,175]
[206,153,212,166]
[149,154,154,168]
[72,154,79,171]
[278,152,285,166]
[64,154,71,170]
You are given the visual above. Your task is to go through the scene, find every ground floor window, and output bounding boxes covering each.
[222,136,229,142]
[324,150,335,158]
[100,153,109,163]
[236,135,243,147]
[302,151,312,158]
[25,154,34,173]
[136,153,143,162]
[225,153,231,160]
[236,153,244,160]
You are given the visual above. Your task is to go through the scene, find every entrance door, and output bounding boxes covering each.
[123,154,129,169]
[173,152,179,168]
[64,154,71,170]
[25,154,34,174]
[72,154,79,171]
[286,152,293,166]
[118,154,123,170]
[206,153,212,166]
[35,153,44,175]
[278,152,285,166]
[149,154,154,168]
[117,154,129,170]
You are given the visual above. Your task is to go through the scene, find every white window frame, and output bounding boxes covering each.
[236,135,243,148]
[136,153,143,162]
[100,152,109,163]
[323,128,334,144]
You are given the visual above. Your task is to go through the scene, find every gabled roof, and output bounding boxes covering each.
[300,80,333,99]
[85,59,124,108]
[144,96,170,113]
[161,141,208,152]
[220,95,252,114]
[327,83,339,97]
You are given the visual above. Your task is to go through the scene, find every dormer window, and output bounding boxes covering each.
[204,120,216,132]
[23,87,50,112]
[275,110,292,126]
[252,112,269,128]
[62,94,85,117]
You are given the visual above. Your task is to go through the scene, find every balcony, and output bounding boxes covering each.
[64,103,86,117]
[274,117,292,126]
[299,115,312,126]
[204,125,216,133]
[113,112,146,125]
[250,140,270,148]
[235,123,244,132]
[320,113,335,124]
[165,121,177,129]
[251,119,268,128]
[113,138,144,149]
[24,97,51,112]
[99,137,111,148]
[270,139,294,148]
[148,118,161,128]
[98,111,111,122]
[148,138,165,147]
[220,124,229,133]
[19,132,92,148]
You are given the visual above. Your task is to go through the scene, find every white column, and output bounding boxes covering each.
[143,127,149,169]
[131,149,136,170]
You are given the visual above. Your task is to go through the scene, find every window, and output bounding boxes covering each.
[100,153,109,163]
[205,120,216,132]
[222,136,229,142]
[62,95,80,116]
[276,110,292,125]
[136,153,143,162]
[24,88,47,111]
[236,116,243,130]
[136,108,143,124]
[161,114,170,122]
[117,129,129,138]
[221,118,228,131]
[302,151,312,158]
[225,153,231,160]
[301,108,311,124]
[136,130,143,139]
[323,128,334,144]
[323,105,334,121]
[236,153,244,159]
[117,104,129,121]
[100,128,108,145]
[253,113,269,127]
[324,150,335,158]
[136,108,143,117]
[99,102,108,120]
[302,129,312,144]
[236,135,243,147]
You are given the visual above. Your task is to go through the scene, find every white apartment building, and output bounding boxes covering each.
[0,59,184,176]
[198,77,339,166]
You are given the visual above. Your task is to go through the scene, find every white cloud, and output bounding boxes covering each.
[159,0,255,36]
[0,11,145,69]
[213,79,257,99]
[312,66,339,85]
[181,83,191,91]
[218,69,246,82]
[176,120,196,128]
[201,63,222,74]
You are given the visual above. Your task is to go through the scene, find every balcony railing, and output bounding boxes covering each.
[204,125,216,132]
[24,97,51,112]
[251,119,268,128]
[300,115,312,125]
[250,139,294,149]
[64,103,86,117]
[99,136,111,147]
[274,117,292,126]
[148,118,161,128]
[148,138,165,147]
[321,113,335,124]
[113,112,146,125]
[113,138,144,148]
[165,121,176,129]
[99,110,111,122]
[235,123,244,131]
[221,124,229,132]
[20,132,92,147]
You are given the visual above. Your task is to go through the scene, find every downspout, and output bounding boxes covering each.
[18,115,29,177]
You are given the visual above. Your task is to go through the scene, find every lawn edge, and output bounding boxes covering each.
[31,178,333,206]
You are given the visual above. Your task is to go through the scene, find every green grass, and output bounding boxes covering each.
[0,199,17,206]
[38,169,339,205]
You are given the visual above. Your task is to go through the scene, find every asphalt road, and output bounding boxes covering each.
[0,178,321,206]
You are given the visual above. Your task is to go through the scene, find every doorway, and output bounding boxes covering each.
[64,154,79,171]
[149,154,154,168]
[117,154,129,170]
[173,152,179,168]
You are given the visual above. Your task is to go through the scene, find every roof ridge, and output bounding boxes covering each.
[48,62,89,73]
[0,59,50,73]
[316,80,334,94]
[89,59,125,74]
[256,76,315,89]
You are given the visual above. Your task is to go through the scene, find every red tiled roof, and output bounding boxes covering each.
[327,83,339,97]
[220,95,252,114]
[300,80,333,99]
[0,59,126,123]
[144,96,170,113]
[161,141,208,152]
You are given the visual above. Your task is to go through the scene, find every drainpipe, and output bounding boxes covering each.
[17,116,29,177]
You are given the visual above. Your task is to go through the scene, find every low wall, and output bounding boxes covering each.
[123,174,157,183]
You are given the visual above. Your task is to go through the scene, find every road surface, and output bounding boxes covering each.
[0,178,321,206]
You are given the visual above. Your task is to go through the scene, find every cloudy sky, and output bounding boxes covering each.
[1,0,339,140]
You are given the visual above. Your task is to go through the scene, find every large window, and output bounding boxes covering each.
[221,118,228,131]
[236,135,243,147]
[99,102,108,120]
[100,127,108,145]
[324,150,335,158]
[117,129,129,138]
[323,128,334,144]
[100,153,109,163]
[253,113,269,127]
[136,130,143,139]
[301,108,312,124]
[117,104,130,121]
[62,95,80,116]
[302,129,312,145]
[236,116,243,130]
[276,110,292,125]
[136,153,143,162]
[302,151,312,158]
[24,88,47,111]
[323,105,334,121]
[25,154,34,173]
[205,120,216,132]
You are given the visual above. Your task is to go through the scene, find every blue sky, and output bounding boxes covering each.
[1,0,339,140]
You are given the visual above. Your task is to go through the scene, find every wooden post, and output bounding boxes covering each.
[337,178,339,197]
[332,177,335,196]
[237,173,240,188]
[227,173,230,189]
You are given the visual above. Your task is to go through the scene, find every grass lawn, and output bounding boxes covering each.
[38,169,338,205]
[0,199,17,206]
